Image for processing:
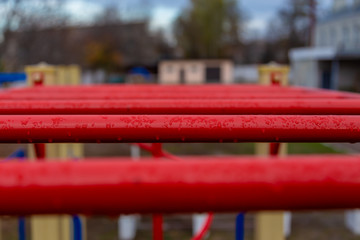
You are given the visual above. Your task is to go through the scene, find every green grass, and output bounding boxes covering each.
[288,143,344,154]
[163,143,254,155]
[163,142,343,156]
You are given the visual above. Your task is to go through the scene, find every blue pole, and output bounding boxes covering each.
[3,149,27,240]
[73,215,82,240]
[18,217,26,240]
[17,149,26,240]
[235,213,245,240]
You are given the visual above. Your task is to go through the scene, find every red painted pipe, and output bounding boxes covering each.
[1,156,360,215]
[7,84,307,93]
[1,115,360,143]
[0,92,350,100]
[152,214,163,240]
[270,143,281,156]
[0,93,349,100]
[2,99,360,115]
[34,144,46,161]
[150,143,164,240]
[6,85,359,101]
[7,85,355,99]
[191,213,214,240]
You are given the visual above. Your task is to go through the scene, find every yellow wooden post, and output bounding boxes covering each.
[58,65,86,240]
[25,63,57,86]
[258,64,290,86]
[25,63,84,240]
[255,64,290,240]
[67,65,81,85]
[65,65,86,240]
[56,66,67,85]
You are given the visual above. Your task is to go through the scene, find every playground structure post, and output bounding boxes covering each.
[25,63,84,240]
[255,64,290,240]
[118,145,141,240]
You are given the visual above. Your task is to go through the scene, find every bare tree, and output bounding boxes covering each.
[93,5,122,26]
[0,0,67,70]
[262,0,316,63]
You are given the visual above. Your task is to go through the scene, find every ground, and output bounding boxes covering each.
[1,142,359,240]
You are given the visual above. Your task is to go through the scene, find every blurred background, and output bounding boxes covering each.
[1,0,358,90]
[1,0,360,240]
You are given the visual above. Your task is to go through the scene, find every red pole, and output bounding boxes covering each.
[1,156,360,214]
[34,143,46,161]
[32,72,46,162]
[191,213,214,240]
[1,115,360,143]
[270,143,281,156]
[7,85,355,99]
[6,85,359,99]
[0,92,350,100]
[3,99,360,115]
[150,143,164,240]
[7,84,307,93]
[152,214,163,240]
[151,143,164,158]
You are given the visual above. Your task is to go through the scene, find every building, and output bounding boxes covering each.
[290,0,360,91]
[158,60,234,84]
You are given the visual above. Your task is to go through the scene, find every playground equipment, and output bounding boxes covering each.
[2,78,360,240]
[25,64,84,240]
[256,64,290,240]
[0,73,26,86]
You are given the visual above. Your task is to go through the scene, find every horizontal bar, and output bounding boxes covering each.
[0,94,351,100]
[7,85,358,99]
[8,84,308,93]
[0,90,352,100]
[1,115,360,143]
[1,99,360,115]
[1,155,360,215]
[7,85,355,98]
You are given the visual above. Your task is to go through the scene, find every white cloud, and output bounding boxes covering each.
[247,19,266,32]
[150,6,179,30]
[64,0,102,23]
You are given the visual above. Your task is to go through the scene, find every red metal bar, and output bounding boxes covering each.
[7,84,308,93]
[135,143,181,161]
[7,85,356,99]
[151,143,164,158]
[3,99,360,115]
[270,143,281,156]
[150,143,164,240]
[6,85,359,100]
[32,72,46,162]
[34,144,46,161]
[0,91,350,100]
[153,214,163,240]
[1,156,360,215]
[1,115,360,143]
[135,143,154,152]
[0,86,352,100]
[191,213,214,240]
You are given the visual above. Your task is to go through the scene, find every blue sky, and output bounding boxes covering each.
[64,0,333,35]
